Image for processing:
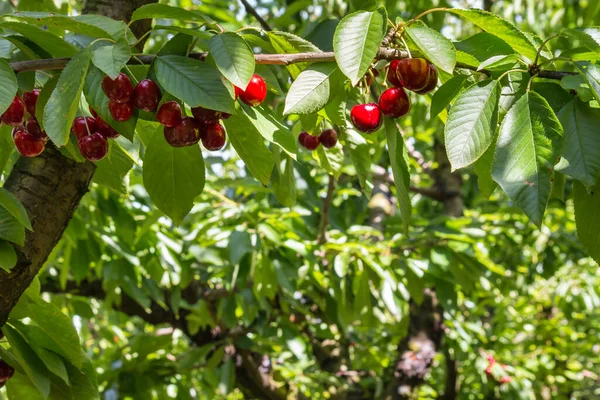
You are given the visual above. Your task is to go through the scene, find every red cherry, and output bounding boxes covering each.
[23,89,40,116]
[500,376,512,385]
[96,117,120,139]
[71,117,98,140]
[13,127,45,157]
[319,129,338,148]
[485,366,493,375]
[350,103,382,133]
[298,131,309,147]
[387,60,403,87]
[133,79,161,112]
[365,68,379,87]
[1,96,26,127]
[0,360,15,386]
[415,64,438,94]
[156,101,182,128]
[102,73,133,103]
[108,100,134,122]
[378,87,410,118]
[303,134,320,151]
[234,86,243,100]
[78,132,108,161]
[25,117,48,141]
[191,106,229,124]
[201,122,226,151]
[89,106,98,118]
[396,58,433,92]
[163,117,200,147]
[237,74,267,107]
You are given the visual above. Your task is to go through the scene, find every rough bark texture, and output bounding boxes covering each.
[0,0,158,326]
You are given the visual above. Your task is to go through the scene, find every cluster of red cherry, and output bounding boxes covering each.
[350,58,438,133]
[485,354,512,385]
[297,129,338,150]
[1,91,49,157]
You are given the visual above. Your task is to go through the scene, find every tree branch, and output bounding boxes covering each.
[239,0,272,31]
[8,48,577,80]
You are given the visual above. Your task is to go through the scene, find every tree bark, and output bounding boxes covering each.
[0,0,158,328]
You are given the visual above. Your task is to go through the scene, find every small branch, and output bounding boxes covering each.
[239,0,272,31]
[316,175,336,245]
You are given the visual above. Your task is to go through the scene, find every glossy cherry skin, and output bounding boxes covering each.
[319,129,338,148]
[298,131,309,147]
[1,96,26,127]
[72,116,98,140]
[237,74,267,107]
[378,87,410,118]
[97,117,120,139]
[387,60,403,87]
[191,106,231,124]
[395,58,433,92]
[234,86,242,100]
[156,101,182,127]
[102,73,133,103]
[415,64,438,94]
[201,122,226,151]
[133,79,161,112]
[23,89,40,116]
[303,134,320,150]
[26,117,48,141]
[164,117,200,147]
[108,100,134,122]
[350,103,382,133]
[13,127,45,157]
[78,132,108,161]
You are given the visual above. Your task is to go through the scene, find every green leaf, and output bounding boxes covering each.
[284,63,339,115]
[430,75,467,118]
[477,54,520,71]
[272,154,297,207]
[91,39,131,80]
[574,180,600,264]
[445,80,500,171]
[131,4,210,23]
[564,28,600,53]
[385,119,411,235]
[333,8,386,85]
[268,31,321,79]
[0,59,18,116]
[473,137,498,199]
[154,55,234,114]
[92,141,135,193]
[555,99,600,187]
[315,143,344,179]
[0,240,17,272]
[0,21,77,57]
[0,125,14,175]
[405,22,456,74]
[224,113,274,185]
[345,128,373,197]
[44,48,91,147]
[142,133,206,225]
[491,92,564,226]
[208,32,255,89]
[447,9,539,61]
[575,61,600,103]
[240,103,296,159]
[0,207,25,246]
[0,38,15,59]
[84,66,137,141]
[0,188,32,230]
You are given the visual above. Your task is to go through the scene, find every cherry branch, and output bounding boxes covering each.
[8,48,577,80]
[239,0,272,31]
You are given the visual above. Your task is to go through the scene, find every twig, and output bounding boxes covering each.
[239,0,272,31]
[316,176,336,245]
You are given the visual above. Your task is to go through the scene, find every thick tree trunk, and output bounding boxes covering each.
[0,0,158,327]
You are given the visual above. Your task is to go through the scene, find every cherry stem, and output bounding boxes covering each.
[406,7,448,27]
[124,65,139,85]
[88,37,116,48]
[533,34,561,67]
[538,56,572,69]
[129,30,152,50]
[496,68,529,83]
[399,36,412,58]
[78,102,92,136]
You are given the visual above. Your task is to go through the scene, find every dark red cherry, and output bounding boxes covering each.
[25,117,48,141]
[415,64,438,94]
[350,103,382,133]
[78,132,108,161]
[156,101,182,128]
[387,60,403,87]
[108,100,134,122]
[133,79,161,112]
[201,122,226,151]
[298,131,309,147]
[23,89,40,116]
[13,127,45,157]
[191,106,229,124]
[303,134,320,150]
[395,58,433,92]
[319,129,338,148]
[96,117,119,139]
[0,360,15,387]
[378,87,410,118]
[237,74,267,107]
[1,96,26,127]
[102,73,133,103]
[72,117,98,140]
[163,117,200,147]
